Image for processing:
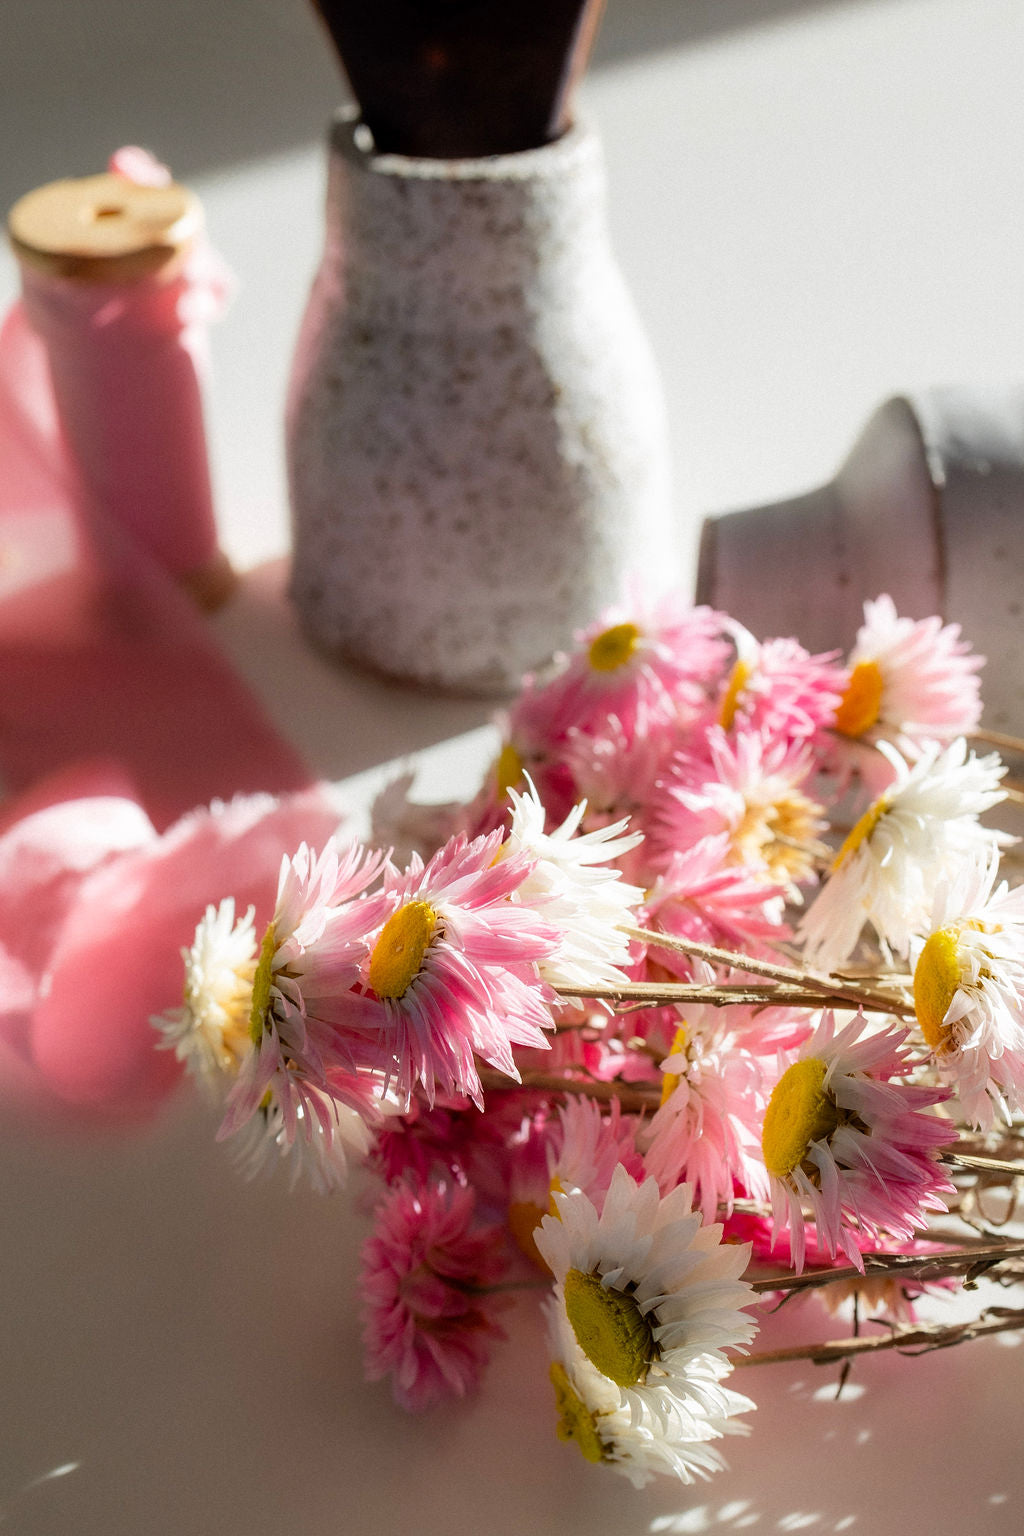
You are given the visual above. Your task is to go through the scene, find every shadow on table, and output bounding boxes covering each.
[209,558,500,785]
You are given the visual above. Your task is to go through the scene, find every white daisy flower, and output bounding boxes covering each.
[156,842,391,1189]
[534,1165,757,1437]
[798,738,1007,969]
[544,1296,752,1488]
[231,1084,377,1194]
[911,848,1024,1129]
[504,779,644,991]
[153,898,258,1089]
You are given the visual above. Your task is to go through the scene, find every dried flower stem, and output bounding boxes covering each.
[941,1150,1024,1177]
[748,1240,1024,1295]
[970,727,1024,756]
[734,1307,1024,1367]
[620,926,908,1015]
[478,1068,658,1113]
[553,979,913,1017]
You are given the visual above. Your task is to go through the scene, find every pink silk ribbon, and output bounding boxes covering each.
[0,153,336,1122]
[0,292,314,830]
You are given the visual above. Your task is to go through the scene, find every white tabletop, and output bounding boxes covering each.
[2,2,1023,1531]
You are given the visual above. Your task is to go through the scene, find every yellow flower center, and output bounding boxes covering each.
[547,1174,566,1219]
[368,900,437,998]
[831,793,889,872]
[732,790,824,885]
[762,1057,841,1178]
[507,1200,549,1270]
[563,1268,657,1388]
[718,658,752,729]
[494,741,524,797]
[660,1022,689,1106]
[588,622,640,673]
[835,659,885,737]
[248,922,277,1044]
[549,1361,606,1464]
[914,926,964,1051]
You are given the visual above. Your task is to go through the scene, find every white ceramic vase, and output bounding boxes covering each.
[286,112,675,694]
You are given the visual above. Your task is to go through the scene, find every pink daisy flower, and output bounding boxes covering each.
[715,623,844,746]
[360,1177,507,1412]
[641,833,791,966]
[641,1015,770,1224]
[761,1011,955,1273]
[550,1095,645,1205]
[508,594,729,748]
[334,831,560,1108]
[650,727,826,895]
[833,594,983,760]
[562,710,677,857]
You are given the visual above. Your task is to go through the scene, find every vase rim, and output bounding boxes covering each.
[328,107,597,183]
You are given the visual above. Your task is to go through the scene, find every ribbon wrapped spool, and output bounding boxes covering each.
[8,162,233,608]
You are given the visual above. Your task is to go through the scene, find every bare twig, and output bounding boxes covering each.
[747,1240,1024,1296]
[734,1307,1024,1367]
[942,1150,1024,1178]
[620,926,908,1016]
[553,979,913,1017]
[970,727,1024,756]
[477,1069,659,1114]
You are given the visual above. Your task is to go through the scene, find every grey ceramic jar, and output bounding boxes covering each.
[286,112,675,695]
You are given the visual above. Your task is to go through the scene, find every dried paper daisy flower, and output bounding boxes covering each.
[715,623,844,745]
[360,1178,507,1412]
[154,897,259,1088]
[158,841,390,1186]
[911,848,1024,1129]
[834,594,983,755]
[525,595,729,744]
[798,738,1007,969]
[544,1295,753,1487]
[652,727,826,896]
[218,841,390,1162]
[535,1165,757,1436]
[761,1011,954,1272]
[503,779,644,993]
[338,831,559,1107]
[641,1017,770,1223]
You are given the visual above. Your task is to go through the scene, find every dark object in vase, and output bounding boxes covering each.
[312,0,606,157]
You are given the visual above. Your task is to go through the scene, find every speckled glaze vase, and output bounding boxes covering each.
[286,112,675,694]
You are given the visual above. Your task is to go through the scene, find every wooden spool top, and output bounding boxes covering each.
[8,172,202,282]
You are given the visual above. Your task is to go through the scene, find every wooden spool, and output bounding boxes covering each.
[8,172,202,285]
